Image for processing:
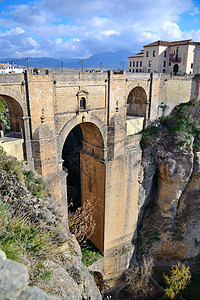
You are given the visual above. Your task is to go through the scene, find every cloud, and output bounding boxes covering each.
[9,4,54,26]
[0,0,198,58]
[190,6,199,16]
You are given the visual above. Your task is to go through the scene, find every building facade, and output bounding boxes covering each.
[0,63,24,74]
[128,39,200,75]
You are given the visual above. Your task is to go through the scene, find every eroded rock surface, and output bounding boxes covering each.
[137,102,200,261]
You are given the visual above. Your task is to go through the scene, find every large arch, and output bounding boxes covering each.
[58,115,106,160]
[127,86,147,117]
[61,120,105,253]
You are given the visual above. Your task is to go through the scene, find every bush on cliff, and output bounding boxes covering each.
[124,257,155,299]
[0,147,67,284]
[163,262,191,299]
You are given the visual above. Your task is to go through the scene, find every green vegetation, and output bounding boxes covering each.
[23,170,46,199]
[139,126,159,149]
[0,97,10,130]
[0,200,61,284]
[0,147,24,181]
[161,101,200,146]
[163,262,191,299]
[30,261,52,283]
[81,248,102,267]
[0,200,56,260]
[0,148,47,200]
[0,147,65,285]
[81,239,102,266]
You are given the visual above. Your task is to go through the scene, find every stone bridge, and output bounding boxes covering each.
[0,70,199,279]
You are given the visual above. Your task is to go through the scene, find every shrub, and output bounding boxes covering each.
[81,248,102,267]
[68,197,97,246]
[124,257,154,298]
[163,262,191,299]
[0,147,24,182]
[0,200,63,284]
[139,126,159,149]
[23,170,46,199]
[0,97,10,130]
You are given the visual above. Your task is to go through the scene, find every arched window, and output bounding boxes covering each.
[80,97,86,110]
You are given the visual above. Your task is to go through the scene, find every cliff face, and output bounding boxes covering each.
[137,101,200,261]
[0,148,101,300]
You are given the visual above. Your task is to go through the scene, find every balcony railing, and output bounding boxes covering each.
[171,56,181,63]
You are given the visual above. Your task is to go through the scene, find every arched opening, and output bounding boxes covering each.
[80,97,86,110]
[62,124,83,211]
[0,94,24,134]
[173,64,179,75]
[62,122,105,253]
[0,94,25,160]
[127,86,147,117]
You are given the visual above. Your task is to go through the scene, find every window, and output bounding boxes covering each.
[164,50,167,57]
[163,61,166,67]
[80,97,86,110]
[148,61,152,67]
[133,61,135,67]
[136,69,139,73]
[140,69,142,73]
[146,51,149,57]
[129,69,131,72]
[153,50,155,57]
[148,69,151,73]
[136,61,138,67]
[140,61,142,67]
[163,69,166,73]
[132,69,134,73]
[130,61,132,67]
[191,63,193,69]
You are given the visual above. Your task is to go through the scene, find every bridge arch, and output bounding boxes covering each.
[126,86,148,117]
[59,115,106,159]
[60,118,106,253]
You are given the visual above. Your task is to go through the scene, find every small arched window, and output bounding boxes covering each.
[80,97,86,110]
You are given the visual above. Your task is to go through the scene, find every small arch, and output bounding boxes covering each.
[93,271,104,292]
[0,94,24,133]
[173,64,179,75]
[0,93,25,161]
[127,86,147,117]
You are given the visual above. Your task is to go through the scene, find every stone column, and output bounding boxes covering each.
[22,116,34,169]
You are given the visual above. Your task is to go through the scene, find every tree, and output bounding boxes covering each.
[163,262,191,299]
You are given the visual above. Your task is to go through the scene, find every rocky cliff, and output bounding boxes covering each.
[0,148,101,300]
[137,100,200,262]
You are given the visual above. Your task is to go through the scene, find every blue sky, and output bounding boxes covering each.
[0,0,199,58]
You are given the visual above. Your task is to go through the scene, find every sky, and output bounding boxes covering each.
[0,0,200,59]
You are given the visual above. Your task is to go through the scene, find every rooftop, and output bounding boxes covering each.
[143,39,198,47]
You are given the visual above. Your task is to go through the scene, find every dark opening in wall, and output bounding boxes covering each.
[62,124,83,211]
[80,97,86,110]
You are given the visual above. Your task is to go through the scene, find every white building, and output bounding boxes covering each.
[128,39,200,75]
[0,63,24,74]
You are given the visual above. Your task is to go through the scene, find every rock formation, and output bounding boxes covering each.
[0,148,101,299]
[137,100,200,261]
